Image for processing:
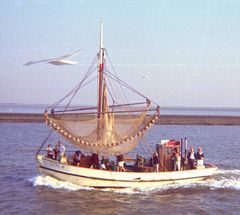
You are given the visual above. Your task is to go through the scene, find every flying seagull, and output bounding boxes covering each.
[23,50,80,66]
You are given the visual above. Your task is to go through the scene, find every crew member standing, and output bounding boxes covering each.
[196,147,205,166]
[187,147,196,169]
[153,151,160,172]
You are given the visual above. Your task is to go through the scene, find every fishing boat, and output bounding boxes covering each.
[36,22,217,188]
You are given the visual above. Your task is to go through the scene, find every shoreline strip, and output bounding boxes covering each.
[1,113,240,125]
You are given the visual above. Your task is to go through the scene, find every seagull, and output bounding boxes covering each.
[142,75,149,79]
[23,50,80,66]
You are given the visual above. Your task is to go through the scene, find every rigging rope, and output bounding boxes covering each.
[105,69,148,101]
[40,55,99,153]
[105,49,160,107]
[35,130,53,156]
[41,49,160,157]
[47,54,98,110]
[105,50,132,107]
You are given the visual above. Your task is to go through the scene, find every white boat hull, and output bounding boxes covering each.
[36,155,217,188]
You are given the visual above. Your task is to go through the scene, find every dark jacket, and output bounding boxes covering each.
[153,154,160,165]
[196,152,204,160]
[187,151,196,160]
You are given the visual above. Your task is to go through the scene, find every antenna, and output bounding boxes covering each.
[100,21,104,49]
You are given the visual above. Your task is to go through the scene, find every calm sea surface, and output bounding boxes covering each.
[0,120,240,215]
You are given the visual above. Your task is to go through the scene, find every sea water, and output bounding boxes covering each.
[0,122,240,214]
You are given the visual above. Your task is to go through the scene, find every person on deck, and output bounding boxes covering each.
[172,148,181,171]
[73,151,81,167]
[100,156,109,170]
[196,147,205,166]
[116,155,125,172]
[58,141,66,162]
[100,162,106,170]
[53,144,59,160]
[91,153,99,169]
[187,147,196,169]
[109,161,117,171]
[46,144,53,158]
[153,151,160,172]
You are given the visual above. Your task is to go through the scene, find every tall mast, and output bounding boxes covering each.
[97,21,104,118]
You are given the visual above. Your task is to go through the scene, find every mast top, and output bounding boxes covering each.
[100,21,104,49]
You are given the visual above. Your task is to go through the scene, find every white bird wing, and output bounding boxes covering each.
[23,59,53,66]
[59,50,81,59]
[48,59,78,65]
[23,50,80,66]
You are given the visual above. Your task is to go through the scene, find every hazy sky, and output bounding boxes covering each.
[1,0,240,107]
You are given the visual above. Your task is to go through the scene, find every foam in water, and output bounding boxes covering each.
[215,169,240,175]
[29,175,93,191]
[205,169,240,190]
[29,169,240,194]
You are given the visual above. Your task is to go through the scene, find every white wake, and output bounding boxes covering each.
[206,169,240,190]
[29,175,93,191]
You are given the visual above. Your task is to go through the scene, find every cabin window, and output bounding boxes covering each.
[167,148,172,156]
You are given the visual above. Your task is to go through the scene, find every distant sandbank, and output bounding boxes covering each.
[1,113,240,125]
